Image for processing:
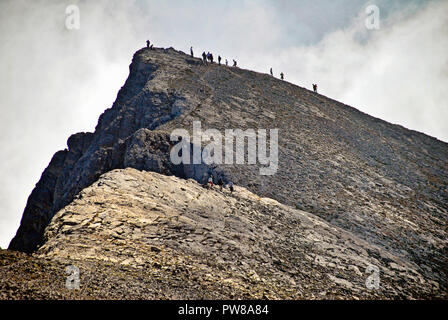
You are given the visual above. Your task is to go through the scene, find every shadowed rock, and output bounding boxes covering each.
[8,47,448,296]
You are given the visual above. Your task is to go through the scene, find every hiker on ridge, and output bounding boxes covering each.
[146,40,150,48]
[228,181,234,193]
[218,55,222,65]
[218,178,224,190]
[225,59,228,66]
[313,84,318,93]
[280,72,284,80]
[233,59,237,67]
[190,46,194,57]
[208,176,214,187]
[270,67,273,76]
[202,52,207,62]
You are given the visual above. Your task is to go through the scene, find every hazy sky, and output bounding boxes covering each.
[0,0,447,248]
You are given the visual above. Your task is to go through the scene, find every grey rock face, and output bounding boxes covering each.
[30,169,445,299]
[9,47,448,295]
[9,128,216,253]
[9,48,211,253]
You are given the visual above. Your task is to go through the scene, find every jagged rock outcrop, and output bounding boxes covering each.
[9,128,219,253]
[8,46,448,297]
[10,48,223,253]
[1,169,444,299]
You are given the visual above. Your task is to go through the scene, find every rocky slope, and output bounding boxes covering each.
[1,168,444,299]
[6,46,448,298]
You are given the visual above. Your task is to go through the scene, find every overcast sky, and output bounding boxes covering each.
[1,0,447,248]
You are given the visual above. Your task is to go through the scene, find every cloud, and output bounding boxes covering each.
[0,0,143,248]
[261,0,448,142]
[0,0,446,248]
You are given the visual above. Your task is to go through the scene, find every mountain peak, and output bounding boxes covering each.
[6,46,448,298]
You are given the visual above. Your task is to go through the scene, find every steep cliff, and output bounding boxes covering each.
[1,169,444,298]
[7,46,448,297]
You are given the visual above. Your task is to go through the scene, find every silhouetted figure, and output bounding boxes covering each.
[210,53,214,63]
[149,44,153,50]
[208,176,214,187]
[313,84,318,93]
[280,72,284,80]
[202,51,207,62]
[225,59,228,66]
[228,181,234,193]
[218,178,224,190]
[233,59,237,67]
[146,40,150,48]
[190,46,193,57]
[218,55,222,65]
[270,67,273,76]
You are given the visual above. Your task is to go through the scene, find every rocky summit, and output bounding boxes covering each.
[3,46,447,299]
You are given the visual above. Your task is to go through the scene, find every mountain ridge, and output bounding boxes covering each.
[7,46,448,297]
[2,168,444,298]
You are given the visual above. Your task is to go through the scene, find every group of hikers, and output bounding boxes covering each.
[147,40,318,93]
[197,47,288,83]
[194,47,319,89]
[204,175,234,193]
[193,47,237,67]
[270,67,284,80]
